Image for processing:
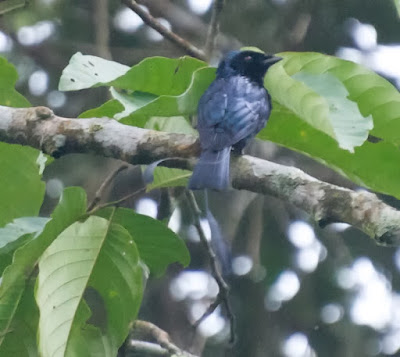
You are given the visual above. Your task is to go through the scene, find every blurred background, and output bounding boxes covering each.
[2,0,400,356]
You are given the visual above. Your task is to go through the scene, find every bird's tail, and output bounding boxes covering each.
[188,148,231,190]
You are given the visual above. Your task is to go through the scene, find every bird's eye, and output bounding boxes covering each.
[244,56,252,61]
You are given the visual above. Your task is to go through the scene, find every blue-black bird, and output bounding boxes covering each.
[188,50,282,190]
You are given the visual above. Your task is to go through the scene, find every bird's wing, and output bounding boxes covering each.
[225,94,268,144]
[197,77,269,151]
[197,80,229,150]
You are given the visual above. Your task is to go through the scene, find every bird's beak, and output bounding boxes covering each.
[263,56,283,66]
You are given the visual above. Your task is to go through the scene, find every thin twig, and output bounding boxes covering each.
[128,340,198,357]
[128,320,199,357]
[132,320,197,356]
[0,0,27,15]
[122,0,207,61]
[185,191,236,344]
[129,341,168,356]
[87,186,146,216]
[87,164,129,211]
[205,0,225,58]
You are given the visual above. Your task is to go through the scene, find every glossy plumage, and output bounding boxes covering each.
[188,50,282,190]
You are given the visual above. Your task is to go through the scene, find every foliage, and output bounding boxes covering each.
[2,43,400,355]
[60,50,400,198]
[0,143,46,227]
[0,54,190,356]
[0,56,30,108]
[263,52,400,197]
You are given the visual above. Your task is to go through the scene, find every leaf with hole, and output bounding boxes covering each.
[58,52,129,91]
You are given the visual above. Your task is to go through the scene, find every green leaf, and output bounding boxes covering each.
[119,67,215,127]
[79,90,158,124]
[59,53,206,96]
[36,215,143,357]
[0,143,46,227]
[0,278,39,357]
[292,72,373,152]
[146,167,192,191]
[97,208,190,277]
[0,217,49,275]
[108,56,207,95]
[0,187,87,351]
[0,57,30,107]
[260,103,400,198]
[78,99,124,119]
[58,52,129,91]
[266,54,375,152]
[261,52,400,198]
[268,52,400,143]
[74,56,215,127]
[110,88,158,120]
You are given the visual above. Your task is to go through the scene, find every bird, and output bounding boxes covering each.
[188,50,282,190]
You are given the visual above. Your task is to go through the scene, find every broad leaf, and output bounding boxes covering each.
[0,143,46,227]
[97,208,190,276]
[0,278,39,357]
[118,67,214,127]
[292,72,373,152]
[146,167,192,191]
[0,187,87,351]
[58,52,129,91]
[61,53,212,128]
[261,51,400,198]
[0,217,49,275]
[0,56,30,107]
[59,53,206,95]
[36,215,143,357]
[260,103,400,198]
[108,56,207,95]
[265,53,375,152]
[110,88,157,120]
[79,66,215,128]
[78,99,124,119]
[267,52,400,144]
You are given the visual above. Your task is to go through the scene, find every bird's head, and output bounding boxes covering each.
[216,50,282,85]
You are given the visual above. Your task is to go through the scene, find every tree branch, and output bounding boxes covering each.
[0,0,27,15]
[128,340,197,357]
[121,0,206,61]
[1,105,400,245]
[130,320,196,357]
[205,0,225,58]
[87,163,129,211]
